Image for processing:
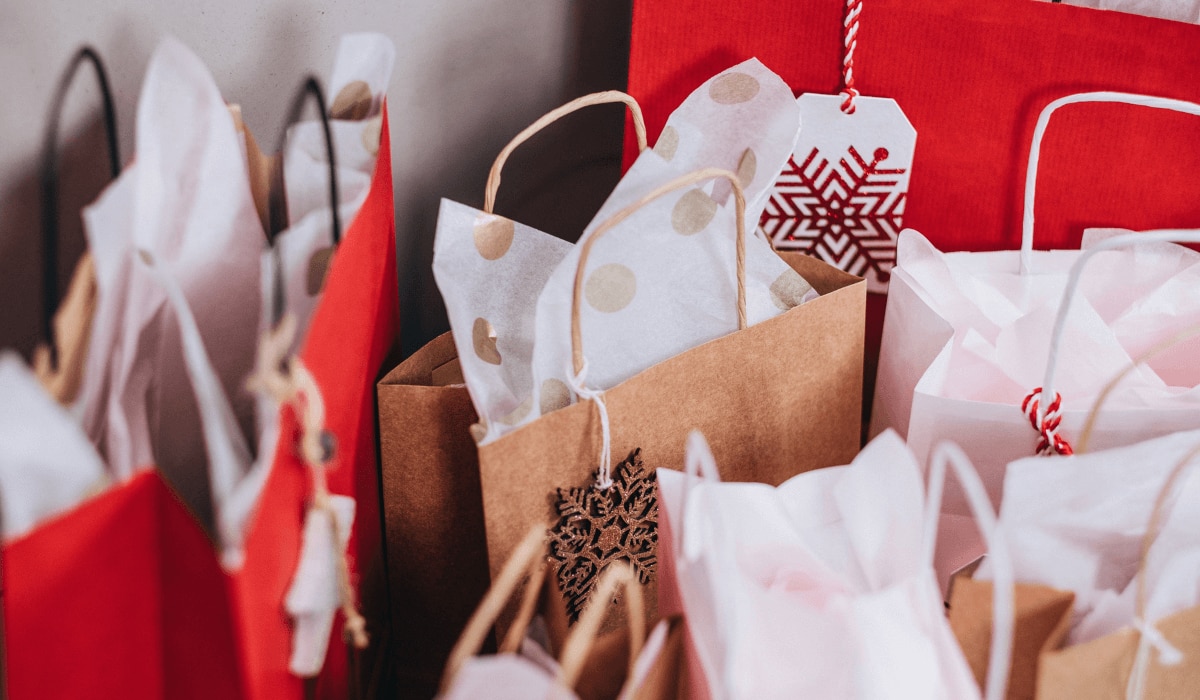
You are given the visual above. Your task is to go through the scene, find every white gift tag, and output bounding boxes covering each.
[761,94,916,293]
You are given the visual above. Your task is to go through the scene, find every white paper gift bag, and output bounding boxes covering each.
[871,92,1200,584]
[657,430,1015,700]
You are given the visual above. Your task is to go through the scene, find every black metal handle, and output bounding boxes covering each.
[270,76,341,327]
[41,46,121,356]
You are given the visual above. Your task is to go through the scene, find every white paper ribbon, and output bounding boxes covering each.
[566,359,612,490]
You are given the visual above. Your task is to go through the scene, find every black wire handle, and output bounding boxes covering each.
[41,46,121,358]
[270,76,341,327]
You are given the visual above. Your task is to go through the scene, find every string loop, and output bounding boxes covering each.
[567,358,613,490]
[839,0,863,114]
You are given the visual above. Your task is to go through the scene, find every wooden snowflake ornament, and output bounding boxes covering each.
[548,448,658,623]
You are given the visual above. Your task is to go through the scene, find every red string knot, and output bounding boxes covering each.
[1021,387,1074,456]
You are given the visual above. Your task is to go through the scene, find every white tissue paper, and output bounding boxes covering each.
[980,429,1200,646]
[0,353,107,540]
[658,430,986,699]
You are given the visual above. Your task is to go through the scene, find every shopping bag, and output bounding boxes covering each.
[871,92,1200,586]
[376,331,493,696]
[950,428,1200,699]
[377,91,653,694]
[0,45,168,700]
[628,0,1200,257]
[949,578,1075,700]
[217,38,398,698]
[437,527,649,700]
[5,35,397,698]
[477,167,863,637]
[438,60,808,445]
[521,62,815,436]
[656,430,1014,699]
[6,204,246,699]
[626,0,1200,413]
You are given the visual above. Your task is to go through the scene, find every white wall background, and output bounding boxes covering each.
[0,0,631,355]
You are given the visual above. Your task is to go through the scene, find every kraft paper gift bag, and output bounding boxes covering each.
[521,60,814,435]
[379,90,654,695]
[951,429,1200,699]
[437,528,650,700]
[870,93,1200,586]
[476,167,863,639]
[949,578,1076,700]
[376,331,493,696]
[437,58,808,446]
[656,430,1014,700]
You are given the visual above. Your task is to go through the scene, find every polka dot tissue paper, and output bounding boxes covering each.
[434,58,817,445]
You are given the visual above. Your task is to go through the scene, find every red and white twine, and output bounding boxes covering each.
[840,0,863,114]
[1021,387,1074,457]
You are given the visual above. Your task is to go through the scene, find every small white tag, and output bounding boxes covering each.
[761,94,916,293]
[285,494,356,677]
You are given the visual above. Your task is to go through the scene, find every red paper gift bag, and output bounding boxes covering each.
[213,97,398,700]
[3,78,396,700]
[627,0,1200,405]
[628,0,1200,251]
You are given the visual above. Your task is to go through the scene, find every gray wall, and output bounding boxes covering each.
[0,0,632,357]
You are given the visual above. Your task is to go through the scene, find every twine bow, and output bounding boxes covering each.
[1021,387,1074,456]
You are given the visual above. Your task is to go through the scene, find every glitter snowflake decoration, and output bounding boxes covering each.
[548,448,658,623]
[761,145,908,292]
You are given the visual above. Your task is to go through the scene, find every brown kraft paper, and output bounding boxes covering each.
[478,250,866,636]
[948,577,1075,700]
[376,332,492,697]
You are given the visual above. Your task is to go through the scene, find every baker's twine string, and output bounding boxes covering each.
[839,0,863,114]
[567,358,613,491]
[1021,387,1074,456]
[1123,443,1200,700]
[1128,614,1184,700]
[246,316,369,650]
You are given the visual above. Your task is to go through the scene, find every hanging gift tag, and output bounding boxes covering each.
[759,0,917,293]
[761,94,916,293]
